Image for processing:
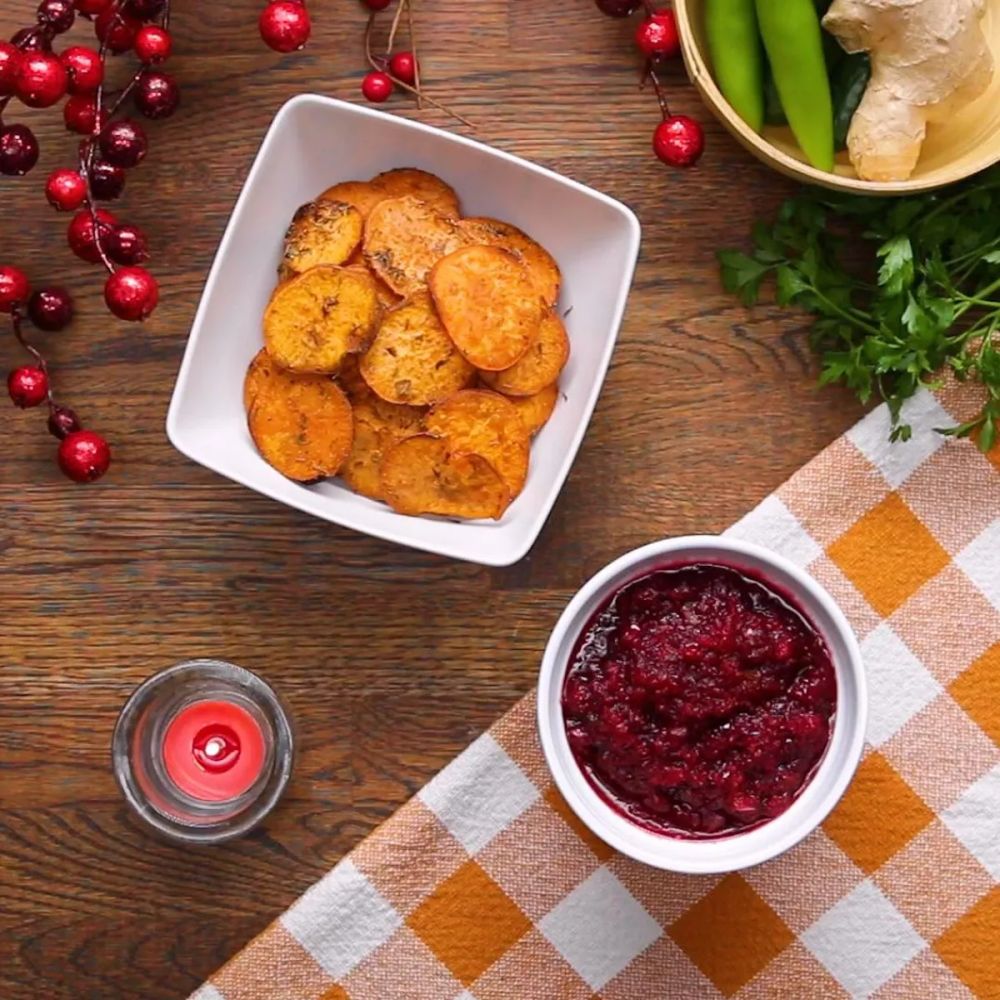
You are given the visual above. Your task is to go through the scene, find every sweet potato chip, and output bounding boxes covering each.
[264,265,381,373]
[363,196,467,297]
[360,292,475,406]
[424,388,530,497]
[279,200,364,280]
[480,310,569,396]
[243,347,278,410]
[458,216,560,307]
[248,375,353,482]
[380,434,508,520]
[429,245,543,371]
[371,168,460,218]
[341,395,425,499]
[505,382,559,436]
[319,180,386,220]
[344,263,401,310]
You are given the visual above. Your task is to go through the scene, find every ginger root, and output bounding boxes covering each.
[823,0,994,181]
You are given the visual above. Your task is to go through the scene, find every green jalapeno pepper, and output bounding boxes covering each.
[755,0,834,171]
[706,0,765,133]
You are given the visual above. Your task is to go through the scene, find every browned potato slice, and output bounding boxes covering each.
[371,168,460,218]
[264,266,381,373]
[429,246,543,371]
[363,196,467,297]
[458,217,560,307]
[360,292,475,406]
[424,388,530,497]
[319,180,386,220]
[380,435,509,520]
[248,376,353,482]
[506,382,559,436]
[279,200,364,280]
[341,395,425,500]
[344,263,402,310]
[336,351,374,404]
[244,347,277,410]
[480,311,569,396]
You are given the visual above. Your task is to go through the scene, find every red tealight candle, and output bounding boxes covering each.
[112,659,294,844]
[163,699,266,802]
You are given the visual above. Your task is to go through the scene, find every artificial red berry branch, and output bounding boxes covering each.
[2,0,176,482]
[595,0,705,168]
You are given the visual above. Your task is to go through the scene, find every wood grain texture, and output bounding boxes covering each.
[0,1,863,997]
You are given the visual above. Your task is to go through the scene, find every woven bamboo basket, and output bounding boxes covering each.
[675,0,1000,195]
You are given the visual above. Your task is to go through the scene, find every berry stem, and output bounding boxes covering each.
[384,0,405,59]
[405,0,422,110]
[363,12,473,127]
[10,304,55,413]
[644,63,671,118]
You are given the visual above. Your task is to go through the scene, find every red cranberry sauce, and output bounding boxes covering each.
[561,562,836,839]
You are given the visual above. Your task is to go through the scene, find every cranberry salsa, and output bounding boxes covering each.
[561,562,836,839]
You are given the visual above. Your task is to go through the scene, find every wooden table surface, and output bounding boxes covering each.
[0,2,863,997]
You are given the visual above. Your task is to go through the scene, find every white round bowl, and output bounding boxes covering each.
[537,535,867,874]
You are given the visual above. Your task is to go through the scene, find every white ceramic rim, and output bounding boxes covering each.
[165,94,642,567]
[537,535,868,873]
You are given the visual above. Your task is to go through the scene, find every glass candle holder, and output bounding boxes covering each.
[112,659,294,845]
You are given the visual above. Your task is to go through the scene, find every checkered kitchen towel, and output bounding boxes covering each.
[194,383,999,1000]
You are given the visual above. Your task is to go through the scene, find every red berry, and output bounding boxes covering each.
[99,119,147,168]
[28,286,74,330]
[37,0,76,33]
[63,94,99,133]
[48,404,80,439]
[0,123,40,175]
[7,365,48,408]
[58,430,111,482]
[10,27,50,50]
[0,265,31,310]
[362,70,393,103]
[595,0,641,14]
[133,69,179,119]
[134,24,170,63]
[0,41,22,96]
[363,0,392,8]
[388,50,416,85]
[125,0,164,20]
[74,0,113,16]
[106,224,148,264]
[67,208,117,263]
[61,45,103,93]
[45,168,87,211]
[104,265,158,320]
[259,1,311,53]
[95,6,141,53]
[653,115,705,168]
[90,159,126,200]
[15,51,67,108]
[635,9,679,58]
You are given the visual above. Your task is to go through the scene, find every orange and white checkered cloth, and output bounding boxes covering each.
[194,384,999,1000]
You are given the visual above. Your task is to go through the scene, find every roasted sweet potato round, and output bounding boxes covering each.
[480,310,569,396]
[458,216,560,307]
[264,266,381,374]
[505,382,559,436]
[360,292,475,406]
[340,395,425,500]
[248,375,353,482]
[371,168,460,218]
[319,180,387,220]
[363,196,467,297]
[380,434,508,520]
[424,388,530,498]
[243,347,278,410]
[279,200,364,280]
[429,245,543,371]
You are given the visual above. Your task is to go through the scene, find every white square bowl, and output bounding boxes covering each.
[166,95,641,566]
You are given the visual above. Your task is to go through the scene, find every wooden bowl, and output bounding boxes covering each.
[675,0,1000,194]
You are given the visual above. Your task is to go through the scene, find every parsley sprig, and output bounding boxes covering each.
[719,167,1000,452]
